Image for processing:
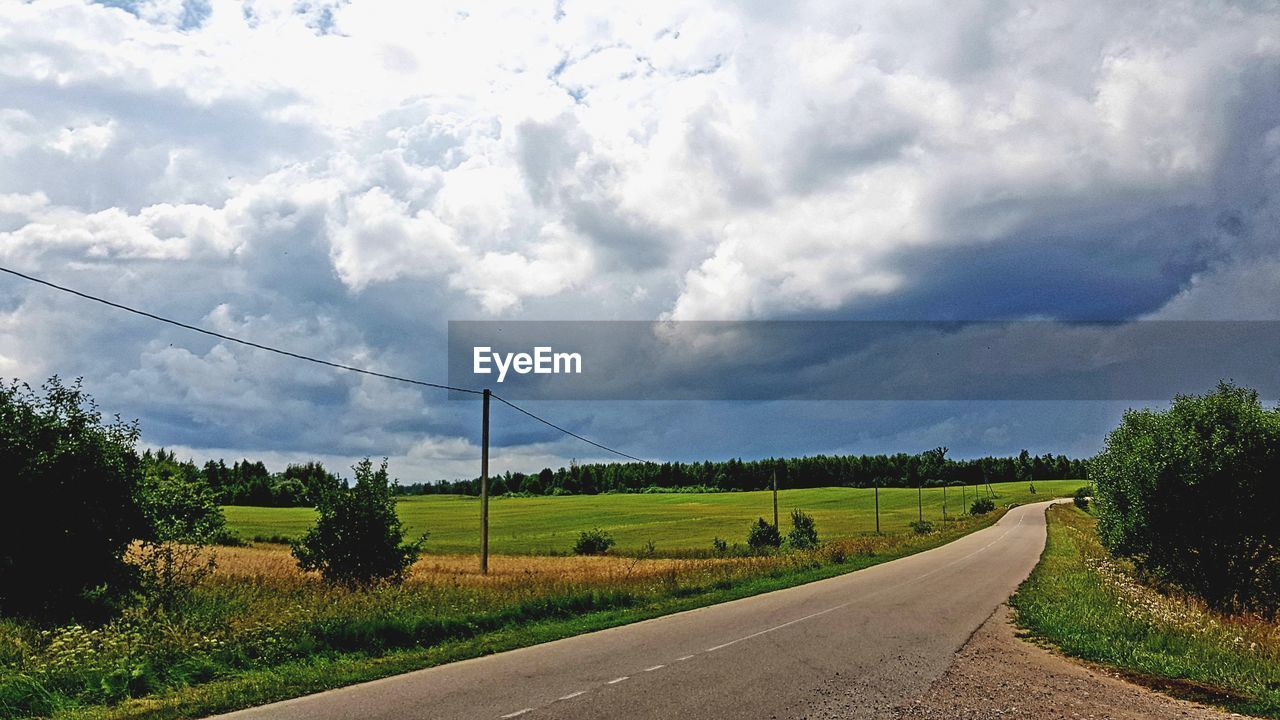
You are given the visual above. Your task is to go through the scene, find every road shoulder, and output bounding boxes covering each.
[893,605,1247,719]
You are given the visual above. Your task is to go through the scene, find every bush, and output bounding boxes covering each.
[970,497,996,515]
[573,528,615,555]
[909,520,934,534]
[1092,382,1280,616]
[137,464,226,545]
[746,517,782,551]
[1073,484,1093,510]
[0,377,148,620]
[787,509,819,549]
[711,536,729,554]
[291,458,426,587]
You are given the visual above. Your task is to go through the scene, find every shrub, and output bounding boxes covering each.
[1073,484,1093,510]
[909,520,934,534]
[137,465,226,544]
[573,528,615,555]
[787,509,819,549]
[291,458,425,587]
[711,536,729,554]
[0,377,147,620]
[970,497,996,515]
[746,517,782,551]
[1092,382,1280,616]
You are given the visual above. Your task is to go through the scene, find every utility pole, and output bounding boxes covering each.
[874,476,880,534]
[772,471,779,530]
[480,388,490,575]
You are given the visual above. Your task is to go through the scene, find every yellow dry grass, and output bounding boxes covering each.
[209,543,746,587]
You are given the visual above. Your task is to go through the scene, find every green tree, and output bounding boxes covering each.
[0,377,147,620]
[573,528,615,555]
[278,461,343,505]
[1092,382,1280,615]
[787,509,819,549]
[137,449,226,543]
[746,517,782,551]
[291,458,426,587]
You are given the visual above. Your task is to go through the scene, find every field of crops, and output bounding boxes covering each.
[225,479,1086,553]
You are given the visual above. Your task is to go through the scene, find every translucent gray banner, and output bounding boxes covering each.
[446,321,1280,400]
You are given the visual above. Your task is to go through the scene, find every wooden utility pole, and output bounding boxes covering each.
[480,388,491,575]
[772,471,779,530]
[874,476,880,534]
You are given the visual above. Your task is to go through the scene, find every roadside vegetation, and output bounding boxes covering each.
[1014,383,1280,717]
[1012,505,1280,717]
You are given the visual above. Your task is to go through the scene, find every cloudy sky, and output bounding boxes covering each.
[1,0,1278,481]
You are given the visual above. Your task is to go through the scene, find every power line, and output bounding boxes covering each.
[490,392,649,463]
[0,265,651,462]
[0,265,482,394]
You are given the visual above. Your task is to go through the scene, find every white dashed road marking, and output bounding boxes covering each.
[558,691,585,700]
[644,665,665,672]
[500,709,532,718]
[607,676,629,684]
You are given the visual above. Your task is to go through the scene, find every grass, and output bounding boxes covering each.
[224,479,1085,554]
[1011,504,1280,718]
[0,482,1088,720]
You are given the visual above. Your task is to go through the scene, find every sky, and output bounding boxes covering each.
[0,0,1278,481]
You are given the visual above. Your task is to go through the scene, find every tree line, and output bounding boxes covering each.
[395,449,1089,497]
[140,450,346,507]
[145,445,1088,507]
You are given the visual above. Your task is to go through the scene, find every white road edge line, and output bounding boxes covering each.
[644,664,665,671]
[607,676,629,684]
[500,709,533,718]
[558,691,586,700]
[675,655,695,661]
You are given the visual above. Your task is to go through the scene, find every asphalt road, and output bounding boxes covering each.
[211,500,1058,720]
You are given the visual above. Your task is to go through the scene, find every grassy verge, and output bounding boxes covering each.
[2,507,1020,720]
[1011,504,1280,718]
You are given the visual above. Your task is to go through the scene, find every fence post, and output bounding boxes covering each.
[874,476,880,534]
[772,471,779,530]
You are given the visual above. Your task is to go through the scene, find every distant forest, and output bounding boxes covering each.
[142,446,1088,507]
[398,449,1088,497]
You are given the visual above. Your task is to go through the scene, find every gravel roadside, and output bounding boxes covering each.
[891,605,1251,720]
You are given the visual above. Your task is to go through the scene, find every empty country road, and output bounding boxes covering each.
[211,501,1060,720]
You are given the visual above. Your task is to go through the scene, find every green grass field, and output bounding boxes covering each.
[225,479,1086,553]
